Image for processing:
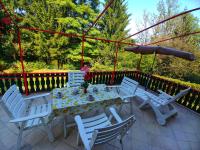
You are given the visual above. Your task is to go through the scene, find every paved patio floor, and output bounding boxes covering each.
[0,93,200,150]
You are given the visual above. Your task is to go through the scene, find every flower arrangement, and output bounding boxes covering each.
[81,73,92,93]
[80,63,93,93]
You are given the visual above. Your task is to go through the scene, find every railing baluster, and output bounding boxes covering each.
[61,73,64,87]
[17,74,23,93]
[46,74,50,91]
[5,77,10,91]
[193,92,200,113]
[35,74,40,92]
[0,78,5,95]
[188,89,197,110]
[56,73,60,88]
[51,73,55,89]
[41,74,45,91]
[29,74,35,93]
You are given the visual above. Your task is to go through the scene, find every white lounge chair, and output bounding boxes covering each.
[0,85,54,150]
[139,87,191,125]
[75,107,136,150]
[107,76,139,114]
[66,71,85,87]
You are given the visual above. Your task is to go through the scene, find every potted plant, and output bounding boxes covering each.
[81,73,92,93]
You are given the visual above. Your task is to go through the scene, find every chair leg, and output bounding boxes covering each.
[77,132,80,146]
[119,105,123,114]
[17,128,23,150]
[64,116,68,138]
[139,100,148,109]
[151,106,166,126]
[120,139,123,150]
[156,117,166,126]
[45,124,55,142]
[41,118,54,142]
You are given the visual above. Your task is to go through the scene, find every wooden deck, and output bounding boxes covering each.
[0,93,200,150]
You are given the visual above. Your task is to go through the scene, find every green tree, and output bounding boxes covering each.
[148,0,200,83]
[97,0,131,69]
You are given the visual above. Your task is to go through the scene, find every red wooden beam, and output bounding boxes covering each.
[17,29,28,95]
[20,27,83,38]
[120,7,200,41]
[85,35,139,46]
[84,0,115,35]
[20,26,138,46]
[111,42,119,84]
[145,31,200,46]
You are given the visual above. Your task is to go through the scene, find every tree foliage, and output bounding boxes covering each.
[139,0,200,83]
[1,0,200,85]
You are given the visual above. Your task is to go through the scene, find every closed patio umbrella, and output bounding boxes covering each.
[124,45,195,90]
[124,46,195,61]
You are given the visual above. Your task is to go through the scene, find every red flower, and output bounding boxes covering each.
[1,17,11,25]
[81,65,90,73]
[84,74,91,81]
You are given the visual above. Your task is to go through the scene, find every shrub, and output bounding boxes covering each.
[7,61,48,73]
[154,74,200,91]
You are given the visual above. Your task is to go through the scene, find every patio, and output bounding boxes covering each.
[0,92,199,150]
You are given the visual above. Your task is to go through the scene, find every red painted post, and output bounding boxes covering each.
[111,42,119,84]
[17,29,28,95]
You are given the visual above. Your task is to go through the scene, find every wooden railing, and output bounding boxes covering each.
[0,71,199,113]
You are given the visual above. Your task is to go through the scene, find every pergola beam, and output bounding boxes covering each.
[145,31,200,46]
[20,26,138,46]
[84,0,115,35]
[120,7,200,41]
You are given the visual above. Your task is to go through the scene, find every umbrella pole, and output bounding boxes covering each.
[150,52,157,73]
[145,52,156,90]
[137,54,143,71]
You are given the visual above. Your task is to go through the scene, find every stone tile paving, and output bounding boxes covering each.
[0,94,200,150]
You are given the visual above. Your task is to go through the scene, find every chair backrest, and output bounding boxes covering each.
[166,87,191,105]
[120,76,139,95]
[68,71,85,87]
[90,116,135,148]
[1,85,27,119]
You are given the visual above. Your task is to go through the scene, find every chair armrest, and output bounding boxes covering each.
[75,115,90,150]
[157,90,173,99]
[10,111,50,123]
[109,107,122,123]
[106,85,120,88]
[24,93,50,101]
[121,94,136,100]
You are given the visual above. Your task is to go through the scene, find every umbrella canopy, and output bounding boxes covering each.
[124,46,195,61]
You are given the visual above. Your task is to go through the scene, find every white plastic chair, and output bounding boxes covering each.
[75,107,136,150]
[139,87,191,125]
[0,85,54,150]
[107,76,139,113]
[66,71,85,87]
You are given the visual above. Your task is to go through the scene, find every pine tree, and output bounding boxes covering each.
[97,0,131,68]
[4,0,101,69]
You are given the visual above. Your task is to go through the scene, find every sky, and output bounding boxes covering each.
[100,0,200,34]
